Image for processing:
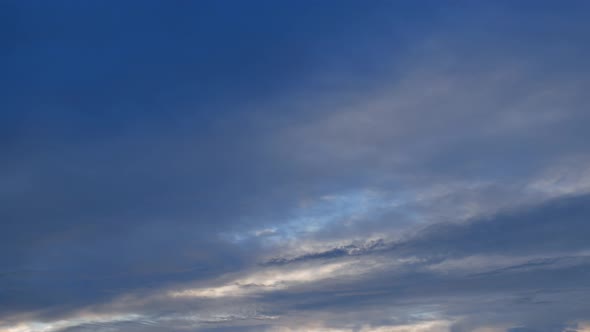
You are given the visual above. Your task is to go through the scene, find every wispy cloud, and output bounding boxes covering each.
[2,1,589,331]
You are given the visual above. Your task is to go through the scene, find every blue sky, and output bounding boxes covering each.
[1,1,590,331]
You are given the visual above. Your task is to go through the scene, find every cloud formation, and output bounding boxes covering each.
[1,1,589,331]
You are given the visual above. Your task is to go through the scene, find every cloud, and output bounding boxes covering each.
[1,1,590,332]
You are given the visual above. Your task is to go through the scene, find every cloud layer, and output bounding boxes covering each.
[1,1,589,331]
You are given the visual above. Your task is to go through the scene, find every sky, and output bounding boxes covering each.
[1,1,590,331]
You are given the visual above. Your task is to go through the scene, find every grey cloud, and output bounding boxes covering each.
[263,193,590,269]
[247,256,590,332]
[263,239,387,266]
[223,194,590,331]
[2,2,590,332]
[399,193,590,258]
